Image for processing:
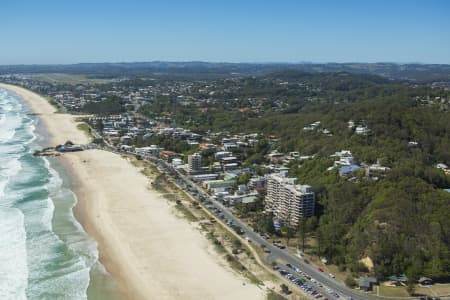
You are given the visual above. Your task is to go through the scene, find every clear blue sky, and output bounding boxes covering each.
[1,0,449,64]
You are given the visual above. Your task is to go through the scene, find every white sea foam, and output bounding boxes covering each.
[0,209,28,300]
[0,113,21,142]
[0,156,22,205]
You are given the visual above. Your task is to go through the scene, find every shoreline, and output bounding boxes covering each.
[0,83,265,300]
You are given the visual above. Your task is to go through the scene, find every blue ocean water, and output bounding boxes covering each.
[0,88,117,300]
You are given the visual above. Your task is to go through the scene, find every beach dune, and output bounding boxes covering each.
[0,84,265,300]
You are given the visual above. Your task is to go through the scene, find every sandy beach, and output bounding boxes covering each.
[0,84,266,300]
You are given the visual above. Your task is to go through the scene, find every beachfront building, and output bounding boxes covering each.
[265,173,315,227]
[188,152,202,174]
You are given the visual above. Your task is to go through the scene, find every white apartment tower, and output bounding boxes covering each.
[265,173,315,227]
[188,152,202,174]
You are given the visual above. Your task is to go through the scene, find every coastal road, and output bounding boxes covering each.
[165,164,369,300]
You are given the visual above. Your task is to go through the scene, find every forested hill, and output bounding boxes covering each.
[242,95,450,280]
[1,61,450,82]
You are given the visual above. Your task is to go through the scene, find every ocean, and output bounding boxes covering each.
[0,88,118,300]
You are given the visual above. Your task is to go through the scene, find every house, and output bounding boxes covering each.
[248,177,266,191]
[348,120,355,129]
[203,179,236,192]
[355,125,371,135]
[418,277,433,286]
[237,184,248,194]
[388,274,408,285]
[220,156,238,164]
[339,165,361,176]
[436,163,449,170]
[331,150,353,158]
[172,158,183,167]
[289,152,300,158]
[223,142,237,150]
[120,135,133,145]
[214,151,232,160]
[321,128,333,136]
[223,192,258,205]
[359,277,378,291]
[223,162,239,170]
[142,133,153,141]
[236,141,249,147]
[199,143,216,151]
[135,145,162,157]
[192,174,219,182]
[160,150,177,162]
[268,151,284,162]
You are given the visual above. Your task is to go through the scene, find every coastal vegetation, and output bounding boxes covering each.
[76,122,93,141]
[81,95,125,115]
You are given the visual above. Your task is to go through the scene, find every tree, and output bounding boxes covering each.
[254,212,275,234]
[237,172,251,185]
[232,239,242,249]
[297,218,308,252]
[406,282,415,296]
[285,226,295,247]
[280,284,290,294]
[344,276,357,288]
[94,120,104,132]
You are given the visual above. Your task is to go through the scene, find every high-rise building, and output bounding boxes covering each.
[265,173,315,227]
[188,152,202,174]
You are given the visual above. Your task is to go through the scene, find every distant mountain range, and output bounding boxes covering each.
[1,61,450,82]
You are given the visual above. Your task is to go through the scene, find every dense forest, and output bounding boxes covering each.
[139,71,450,280]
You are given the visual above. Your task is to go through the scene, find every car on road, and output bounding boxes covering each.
[328,273,335,278]
[318,267,324,272]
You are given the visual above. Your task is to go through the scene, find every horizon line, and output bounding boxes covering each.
[1,60,450,67]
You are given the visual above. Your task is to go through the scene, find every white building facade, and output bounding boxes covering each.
[188,152,202,174]
[265,173,315,227]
